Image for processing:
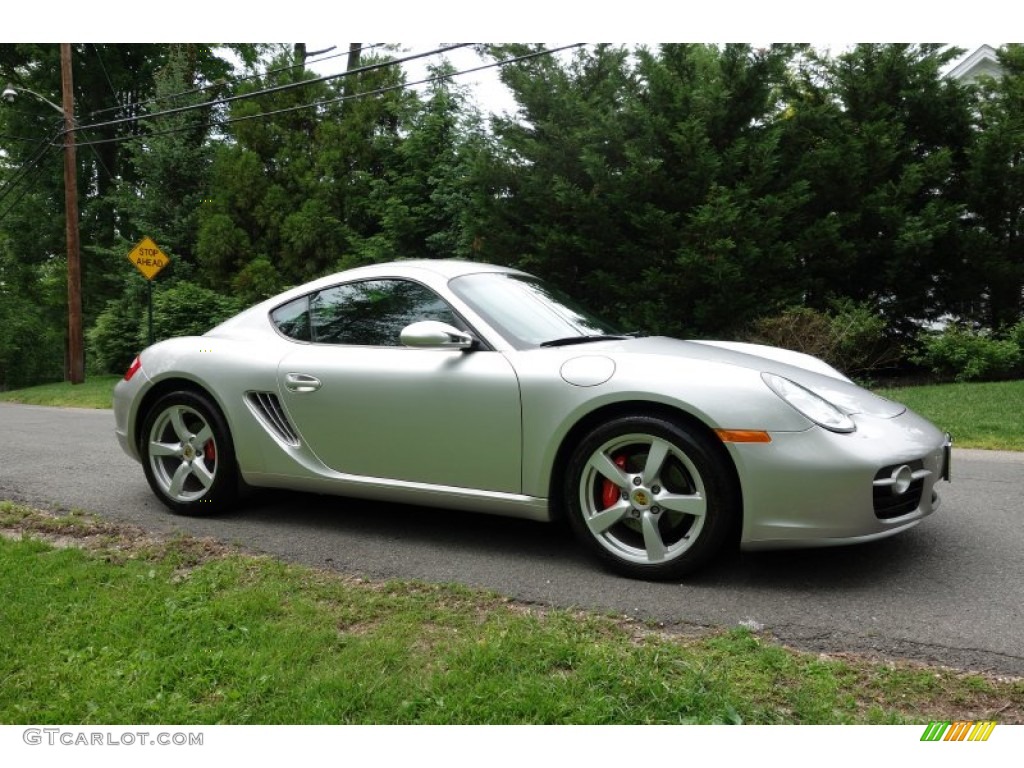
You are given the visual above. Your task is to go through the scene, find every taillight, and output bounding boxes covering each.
[124,355,142,381]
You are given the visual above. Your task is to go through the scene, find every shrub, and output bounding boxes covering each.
[87,293,144,376]
[1006,318,1024,357]
[232,256,284,306]
[749,307,832,361]
[747,301,899,375]
[826,298,901,374]
[149,281,244,343]
[0,292,64,389]
[88,281,244,375]
[911,325,1021,382]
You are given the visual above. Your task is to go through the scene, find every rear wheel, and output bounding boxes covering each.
[565,415,738,580]
[141,390,238,515]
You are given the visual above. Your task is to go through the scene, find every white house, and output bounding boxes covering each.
[948,44,1003,83]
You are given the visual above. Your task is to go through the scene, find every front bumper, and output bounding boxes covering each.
[731,408,951,550]
[113,368,152,463]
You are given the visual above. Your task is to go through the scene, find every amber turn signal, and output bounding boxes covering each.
[715,429,772,443]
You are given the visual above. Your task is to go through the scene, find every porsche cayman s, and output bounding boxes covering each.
[114,260,952,579]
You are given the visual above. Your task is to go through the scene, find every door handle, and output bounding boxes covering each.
[284,373,322,393]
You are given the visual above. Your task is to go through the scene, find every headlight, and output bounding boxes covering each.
[761,373,856,433]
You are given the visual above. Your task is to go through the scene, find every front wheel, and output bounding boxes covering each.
[141,390,238,515]
[564,415,739,580]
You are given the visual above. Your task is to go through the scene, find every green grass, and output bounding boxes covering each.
[1,502,1021,725]
[0,375,119,409]
[876,379,1024,451]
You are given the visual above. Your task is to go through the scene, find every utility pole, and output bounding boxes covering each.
[60,43,84,385]
[346,43,361,73]
[335,43,361,117]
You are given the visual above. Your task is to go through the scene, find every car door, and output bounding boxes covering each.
[273,278,522,494]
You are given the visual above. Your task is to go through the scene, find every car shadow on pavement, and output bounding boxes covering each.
[696,531,936,588]
[209,487,940,592]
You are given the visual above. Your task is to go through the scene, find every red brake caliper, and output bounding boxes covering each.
[205,440,216,466]
[601,454,628,509]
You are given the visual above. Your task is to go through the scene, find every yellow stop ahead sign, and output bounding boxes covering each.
[127,236,170,280]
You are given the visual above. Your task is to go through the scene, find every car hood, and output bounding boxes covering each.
[577,336,907,419]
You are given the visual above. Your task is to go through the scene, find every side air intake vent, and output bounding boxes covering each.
[245,392,300,446]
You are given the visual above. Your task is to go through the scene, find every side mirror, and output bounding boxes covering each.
[400,320,475,351]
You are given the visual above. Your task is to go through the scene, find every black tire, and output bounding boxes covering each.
[564,414,738,580]
[140,390,238,515]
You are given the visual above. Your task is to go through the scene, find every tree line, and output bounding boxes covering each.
[1,43,1022,388]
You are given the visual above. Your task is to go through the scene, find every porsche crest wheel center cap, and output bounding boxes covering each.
[631,488,652,509]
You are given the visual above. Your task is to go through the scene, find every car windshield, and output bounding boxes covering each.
[449,272,624,349]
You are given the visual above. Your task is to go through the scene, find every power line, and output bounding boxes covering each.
[70,45,585,149]
[2,45,484,207]
[0,156,53,222]
[67,43,473,139]
[0,124,64,207]
[214,44,585,128]
[1,44,581,222]
[0,134,62,222]
[86,43,390,119]
[0,132,49,144]
[90,44,123,114]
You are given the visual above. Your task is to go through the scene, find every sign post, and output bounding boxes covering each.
[126,236,170,346]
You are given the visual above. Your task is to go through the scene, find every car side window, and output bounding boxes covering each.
[287,279,461,346]
[270,296,312,341]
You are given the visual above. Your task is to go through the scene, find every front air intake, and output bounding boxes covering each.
[872,460,928,519]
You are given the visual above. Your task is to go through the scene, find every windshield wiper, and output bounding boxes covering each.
[539,334,630,348]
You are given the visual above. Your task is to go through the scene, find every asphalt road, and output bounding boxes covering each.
[2,401,1022,676]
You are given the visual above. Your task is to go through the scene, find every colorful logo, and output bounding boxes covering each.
[921,720,997,742]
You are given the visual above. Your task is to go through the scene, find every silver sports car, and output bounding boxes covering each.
[114,259,952,579]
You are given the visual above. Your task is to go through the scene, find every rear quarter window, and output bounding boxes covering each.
[270,296,311,341]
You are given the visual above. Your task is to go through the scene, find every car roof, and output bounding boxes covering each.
[283,259,525,297]
[380,259,523,279]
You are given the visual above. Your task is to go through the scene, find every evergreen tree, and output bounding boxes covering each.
[776,44,974,330]
[118,44,222,273]
[354,61,488,263]
[196,47,410,301]
[479,44,803,337]
[962,44,1024,329]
